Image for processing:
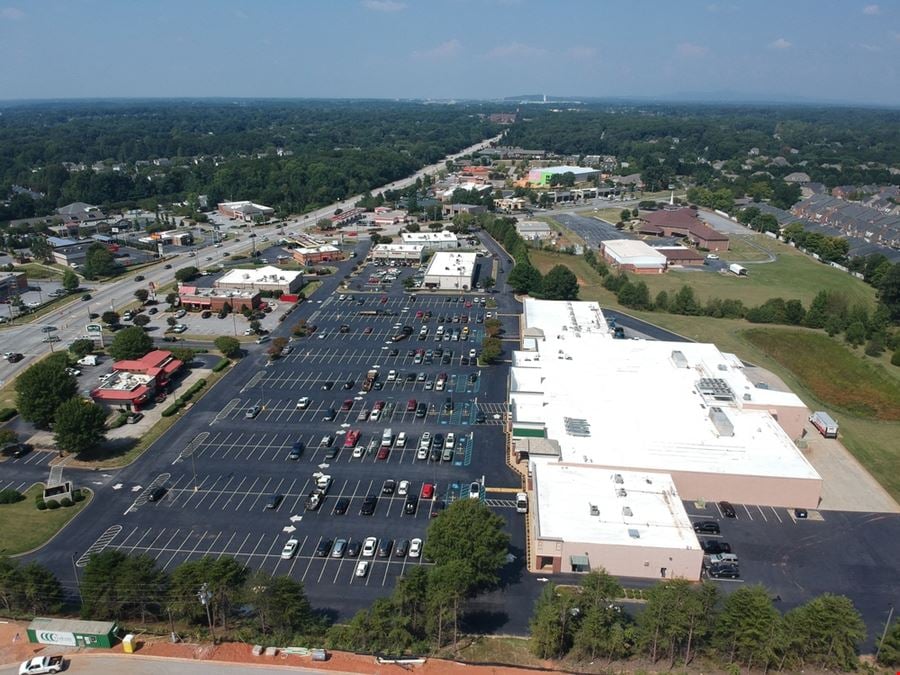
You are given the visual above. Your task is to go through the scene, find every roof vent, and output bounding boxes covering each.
[671,350,689,368]
[616,488,627,498]
[622,506,633,517]
[628,528,640,539]
[614,473,624,484]
[718,363,728,371]
[589,504,599,516]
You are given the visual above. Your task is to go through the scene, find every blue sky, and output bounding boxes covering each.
[1,0,898,104]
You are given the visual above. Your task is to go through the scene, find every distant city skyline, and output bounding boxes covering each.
[0,0,898,106]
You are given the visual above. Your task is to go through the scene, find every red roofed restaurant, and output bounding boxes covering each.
[91,350,183,411]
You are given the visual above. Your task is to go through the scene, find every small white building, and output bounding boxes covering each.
[423,251,478,291]
[531,463,703,578]
[215,265,304,294]
[600,239,668,274]
[401,231,459,250]
[371,243,425,263]
[515,220,553,241]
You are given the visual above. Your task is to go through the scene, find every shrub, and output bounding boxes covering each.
[0,408,17,422]
[161,402,182,417]
[0,488,24,504]
[109,413,129,429]
[892,349,900,367]
[213,358,230,373]
[36,500,47,510]
[73,489,85,502]
[47,500,61,510]
[60,497,74,507]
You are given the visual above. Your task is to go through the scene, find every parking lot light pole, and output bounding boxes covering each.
[198,583,215,642]
[876,604,894,662]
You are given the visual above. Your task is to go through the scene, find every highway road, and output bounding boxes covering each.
[0,133,503,383]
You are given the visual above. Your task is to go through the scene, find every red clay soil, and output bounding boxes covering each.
[0,620,554,674]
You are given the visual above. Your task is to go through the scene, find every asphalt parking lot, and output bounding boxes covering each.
[21,240,530,627]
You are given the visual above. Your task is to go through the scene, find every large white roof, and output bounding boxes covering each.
[533,463,700,550]
[513,299,818,481]
[602,239,667,267]
[401,231,458,243]
[424,251,477,278]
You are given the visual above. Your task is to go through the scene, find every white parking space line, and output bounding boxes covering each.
[756,505,768,522]
[162,530,195,571]
[742,504,754,521]
[243,533,268,566]
[217,532,237,560]
[300,537,322,581]
[256,534,281,572]
[230,532,252,562]
[771,507,783,523]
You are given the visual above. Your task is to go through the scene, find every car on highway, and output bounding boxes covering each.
[281,539,299,559]
[5,353,23,363]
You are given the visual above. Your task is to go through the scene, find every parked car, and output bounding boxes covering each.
[362,537,377,557]
[244,405,261,419]
[281,538,299,559]
[409,538,422,558]
[700,539,732,555]
[468,481,481,499]
[333,497,350,515]
[719,501,736,518]
[360,495,377,515]
[693,520,720,534]
[265,493,283,510]
[355,560,369,577]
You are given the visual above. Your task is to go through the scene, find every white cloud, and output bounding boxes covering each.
[0,6,24,20]
[414,39,461,60]
[856,42,883,52]
[863,4,880,15]
[768,37,792,50]
[484,42,547,59]
[361,0,406,11]
[566,46,597,60]
[676,42,709,57]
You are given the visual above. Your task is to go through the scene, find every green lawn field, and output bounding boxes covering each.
[0,484,92,555]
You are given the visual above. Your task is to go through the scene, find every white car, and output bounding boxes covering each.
[398,480,410,496]
[172,324,187,333]
[387,369,397,382]
[395,432,406,448]
[352,445,364,458]
[362,536,377,557]
[469,349,477,359]
[369,409,381,422]
[355,560,369,577]
[409,538,422,558]
[64,367,81,377]
[280,538,299,559]
[468,481,481,499]
[296,397,310,409]
[416,446,429,460]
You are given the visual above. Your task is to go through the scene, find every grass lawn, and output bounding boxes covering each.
[453,636,541,668]
[742,329,900,420]
[531,240,876,309]
[300,280,323,297]
[13,263,62,279]
[720,235,774,262]
[0,484,92,556]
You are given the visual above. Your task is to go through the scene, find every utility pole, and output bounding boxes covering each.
[198,583,215,642]
[876,604,895,662]
[71,552,82,610]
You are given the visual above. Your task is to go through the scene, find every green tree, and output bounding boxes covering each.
[540,264,579,300]
[670,285,701,315]
[62,268,80,292]
[479,336,502,364]
[214,336,241,358]
[713,585,783,671]
[804,290,829,328]
[174,266,199,283]
[426,559,470,648]
[132,314,151,328]
[53,398,108,455]
[423,499,510,592]
[529,583,578,659]
[878,618,900,666]
[169,347,196,364]
[15,356,77,428]
[654,290,669,311]
[244,572,315,639]
[165,292,178,306]
[83,245,121,279]
[134,288,149,304]
[101,310,120,327]
[0,428,18,448]
[108,326,153,360]
[69,338,95,359]
[19,562,64,615]
[507,262,542,294]
[783,594,866,671]
[483,318,502,338]
[878,263,900,321]
[636,580,718,668]
[620,209,632,222]
[845,321,866,347]
[571,570,628,662]
[80,550,129,619]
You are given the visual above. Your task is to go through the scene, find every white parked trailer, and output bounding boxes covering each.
[809,411,838,438]
[728,263,748,276]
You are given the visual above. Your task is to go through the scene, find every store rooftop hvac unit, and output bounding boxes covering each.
[628,528,640,539]
[709,406,735,437]
[697,378,735,401]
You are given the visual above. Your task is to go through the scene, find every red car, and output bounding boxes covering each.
[341,399,354,411]
[373,400,385,411]
[380,296,388,304]
[344,429,361,448]
[376,446,390,460]
[364,326,373,334]
[406,398,417,412]
[415,310,423,318]
[421,482,435,500]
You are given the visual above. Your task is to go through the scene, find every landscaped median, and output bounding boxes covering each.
[0,484,93,556]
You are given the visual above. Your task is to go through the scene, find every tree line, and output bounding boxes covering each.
[0,101,499,225]
[529,570,888,672]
